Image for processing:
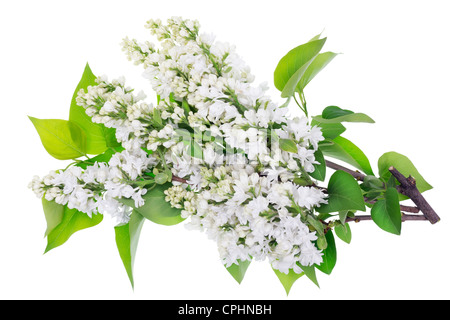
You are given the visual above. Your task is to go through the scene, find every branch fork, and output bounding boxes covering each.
[325,160,440,224]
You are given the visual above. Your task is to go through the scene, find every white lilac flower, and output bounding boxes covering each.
[30,17,328,275]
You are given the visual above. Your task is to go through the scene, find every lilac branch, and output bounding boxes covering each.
[325,160,440,224]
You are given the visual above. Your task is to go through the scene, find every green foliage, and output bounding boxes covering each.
[29,116,87,160]
[273,268,304,295]
[68,63,119,154]
[313,106,375,124]
[378,152,432,198]
[75,148,121,169]
[316,231,337,275]
[44,205,103,253]
[320,136,374,175]
[296,52,338,92]
[279,139,298,153]
[316,170,366,214]
[119,184,185,226]
[335,222,352,244]
[311,119,346,140]
[309,149,326,181]
[299,263,320,288]
[274,37,327,97]
[226,259,251,284]
[371,187,402,235]
[114,211,145,289]
[361,175,385,191]
[41,198,64,237]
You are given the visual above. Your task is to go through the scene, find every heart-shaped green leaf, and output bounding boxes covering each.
[273,268,304,295]
[41,199,64,237]
[29,116,87,160]
[226,259,251,284]
[45,206,103,253]
[335,222,352,244]
[69,63,119,154]
[378,152,432,198]
[371,187,402,235]
[119,184,185,226]
[320,136,374,175]
[316,170,366,214]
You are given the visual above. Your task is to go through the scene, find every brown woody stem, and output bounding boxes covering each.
[325,160,440,224]
[346,213,428,223]
[388,166,440,224]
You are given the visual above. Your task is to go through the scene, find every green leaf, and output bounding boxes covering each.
[371,187,402,235]
[75,148,120,169]
[296,51,338,91]
[360,175,385,191]
[273,268,304,295]
[338,210,350,224]
[29,116,87,160]
[45,206,103,253]
[322,105,355,119]
[335,223,352,244]
[153,108,163,128]
[378,152,432,197]
[316,231,337,275]
[317,170,366,214]
[307,215,324,236]
[312,106,375,124]
[226,259,251,284]
[274,38,327,97]
[281,59,315,98]
[41,199,64,237]
[118,183,185,226]
[182,99,191,118]
[311,119,346,140]
[309,148,326,181]
[279,139,298,153]
[320,136,374,175]
[299,263,320,288]
[316,235,328,250]
[114,210,145,289]
[68,63,119,155]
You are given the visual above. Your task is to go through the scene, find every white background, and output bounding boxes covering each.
[1,0,449,300]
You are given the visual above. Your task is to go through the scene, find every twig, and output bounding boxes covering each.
[346,213,428,223]
[171,175,188,184]
[325,160,439,224]
[365,198,419,213]
[325,160,366,181]
[388,166,440,224]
